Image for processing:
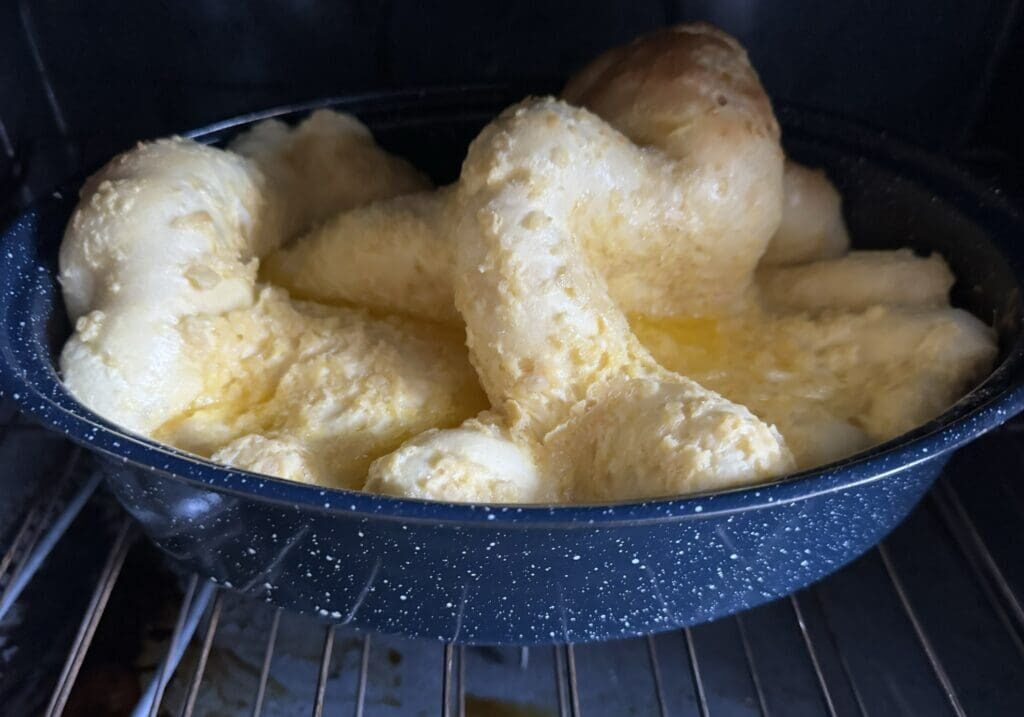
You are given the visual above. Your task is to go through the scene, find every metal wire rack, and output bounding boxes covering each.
[2,401,1024,716]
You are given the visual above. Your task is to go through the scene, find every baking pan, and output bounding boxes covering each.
[1,87,1022,644]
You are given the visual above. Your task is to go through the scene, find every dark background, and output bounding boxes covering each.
[2,0,1022,215]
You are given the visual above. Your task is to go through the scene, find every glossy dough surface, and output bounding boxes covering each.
[59,24,997,503]
[60,113,485,489]
[267,24,785,322]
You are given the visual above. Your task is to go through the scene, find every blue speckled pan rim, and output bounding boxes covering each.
[2,88,1024,527]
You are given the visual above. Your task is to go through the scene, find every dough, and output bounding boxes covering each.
[758,249,954,313]
[265,23,784,322]
[634,305,996,468]
[762,162,850,265]
[561,24,851,269]
[367,99,794,503]
[59,24,998,504]
[60,113,485,488]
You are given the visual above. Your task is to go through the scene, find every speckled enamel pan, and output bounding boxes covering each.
[2,88,1023,644]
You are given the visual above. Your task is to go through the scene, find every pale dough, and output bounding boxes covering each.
[60,113,484,489]
[59,24,998,504]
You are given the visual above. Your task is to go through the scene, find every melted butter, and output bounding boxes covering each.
[630,306,995,470]
[630,313,725,374]
[152,285,488,488]
[631,311,809,376]
[151,279,992,484]
[629,311,803,391]
[631,310,875,468]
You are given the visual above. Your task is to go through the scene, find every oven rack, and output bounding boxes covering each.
[2,400,1024,716]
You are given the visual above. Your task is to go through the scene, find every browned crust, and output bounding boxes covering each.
[562,23,779,144]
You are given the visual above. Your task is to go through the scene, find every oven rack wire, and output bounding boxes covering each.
[2,403,1024,716]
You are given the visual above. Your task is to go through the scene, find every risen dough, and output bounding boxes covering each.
[758,249,954,313]
[229,109,429,241]
[212,435,317,485]
[634,305,996,468]
[366,417,541,502]
[560,24,851,269]
[60,139,267,434]
[266,23,784,322]
[265,189,459,322]
[266,24,853,326]
[762,163,850,265]
[157,287,485,488]
[58,24,998,504]
[60,113,484,487]
[368,99,794,502]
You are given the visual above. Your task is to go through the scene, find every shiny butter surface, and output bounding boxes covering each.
[56,26,999,503]
[632,303,996,469]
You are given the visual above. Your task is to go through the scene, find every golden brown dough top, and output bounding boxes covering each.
[562,23,779,149]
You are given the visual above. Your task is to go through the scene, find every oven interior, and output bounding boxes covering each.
[2,2,1024,715]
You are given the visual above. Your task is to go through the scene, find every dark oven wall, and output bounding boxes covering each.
[1,0,1022,216]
